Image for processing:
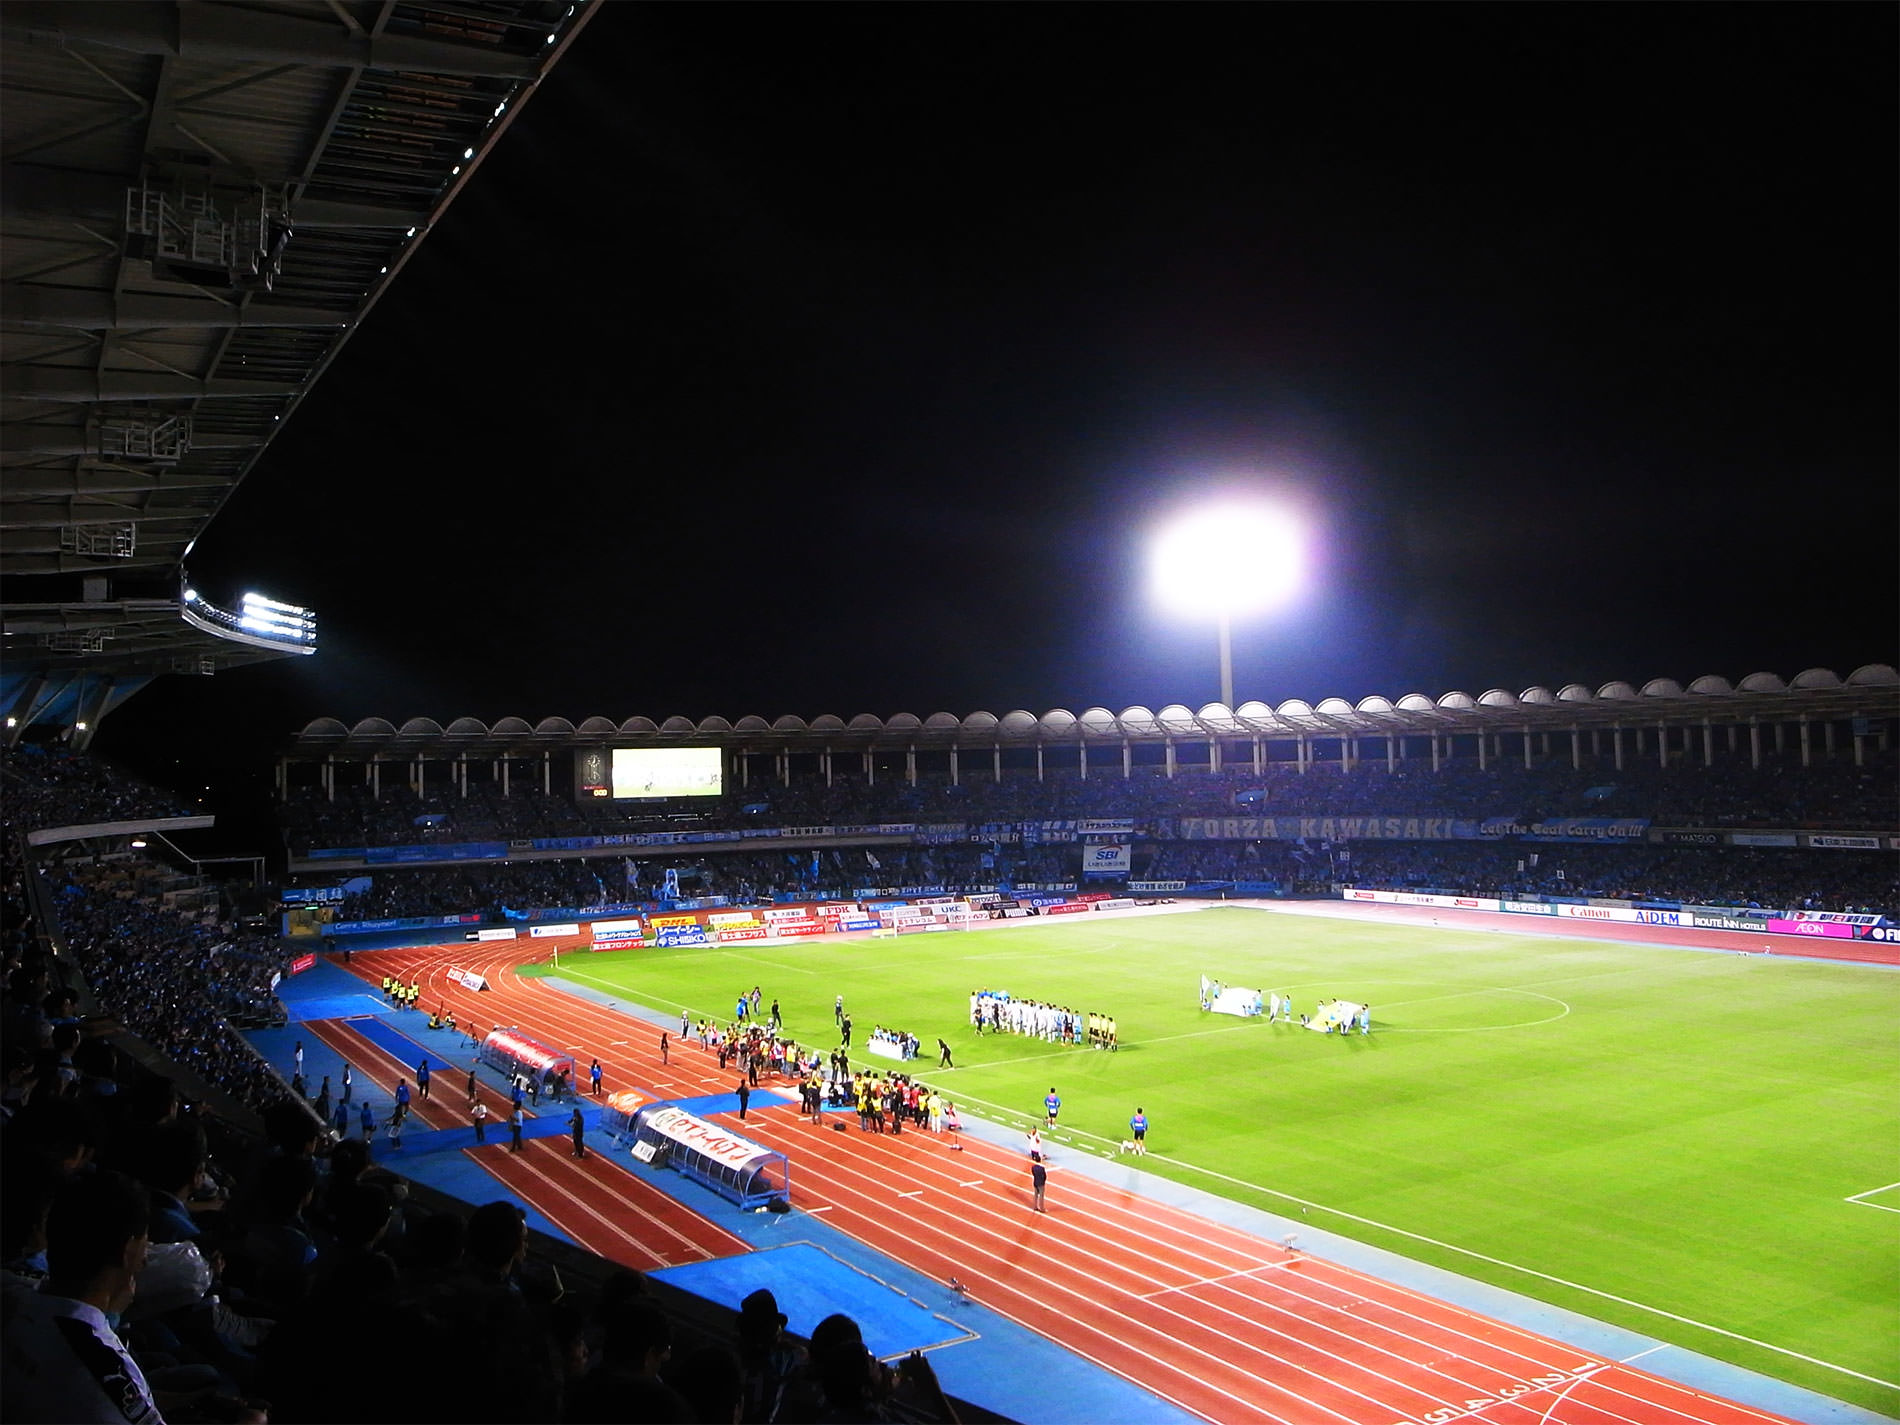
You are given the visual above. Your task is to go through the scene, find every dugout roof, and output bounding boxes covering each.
[284,663,1900,760]
[1,0,599,744]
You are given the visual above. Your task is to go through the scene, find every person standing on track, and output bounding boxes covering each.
[466,1061,478,1105]
[341,1064,352,1104]
[417,1058,431,1101]
[660,1033,669,1066]
[736,1078,751,1121]
[509,1104,524,1153]
[570,1107,586,1159]
[360,1101,375,1145]
[590,1058,603,1096]
[1030,1152,1048,1213]
[472,1099,488,1143]
[293,1040,303,1081]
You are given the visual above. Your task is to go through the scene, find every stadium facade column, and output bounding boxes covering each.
[1079,738,1088,781]
[1257,736,1266,776]
[1822,718,1835,757]
[1165,739,1176,779]
[1657,721,1668,770]
[1209,736,1219,774]
[1386,735,1396,774]
[863,749,874,786]
[1799,716,1811,768]
[1430,734,1440,772]
[1122,739,1131,780]
[372,759,381,798]
[906,746,916,786]
[542,753,551,795]
[500,757,509,796]
[1749,720,1761,769]
[1523,726,1533,769]
[1477,732,1487,771]
[1570,727,1581,771]
[824,748,833,787]
[1612,727,1624,771]
[949,747,958,786]
[1036,743,1044,782]
[992,744,1000,781]
[1702,720,1714,766]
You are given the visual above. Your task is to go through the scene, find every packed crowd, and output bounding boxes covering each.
[279,743,1899,853]
[2,745,200,832]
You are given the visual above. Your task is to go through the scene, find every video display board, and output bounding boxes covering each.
[610,747,723,800]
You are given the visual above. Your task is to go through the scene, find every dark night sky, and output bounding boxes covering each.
[98,4,1897,800]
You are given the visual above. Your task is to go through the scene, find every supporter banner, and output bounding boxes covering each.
[474,927,519,941]
[641,1106,775,1174]
[769,921,825,938]
[1083,844,1132,877]
[591,918,645,937]
[717,925,769,943]
[1176,816,1481,841]
[1075,818,1136,834]
[708,912,760,928]
[288,953,317,975]
[837,917,880,932]
[1658,830,1725,846]
[362,841,508,864]
[448,967,490,991]
[1042,902,1090,916]
[1024,895,1069,908]
[1731,832,1798,847]
[282,885,346,904]
[1092,898,1136,912]
[1588,898,1636,909]
[1074,892,1114,903]
[1503,900,1558,916]
[1767,918,1858,940]
[328,912,483,936]
[1229,881,1286,895]
[1480,818,1650,842]
[1808,834,1881,850]
[1128,880,1188,892]
[657,926,710,947]
[764,907,816,922]
[1785,911,1883,926]
[529,923,579,938]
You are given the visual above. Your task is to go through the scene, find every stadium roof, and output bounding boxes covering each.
[285,664,1900,759]
[1,0,599,744]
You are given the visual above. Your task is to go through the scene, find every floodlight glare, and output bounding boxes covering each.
[1151,502,1305,709]
[1151,505,1303,618]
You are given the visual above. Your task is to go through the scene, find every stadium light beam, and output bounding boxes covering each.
[1152,503,1303,709]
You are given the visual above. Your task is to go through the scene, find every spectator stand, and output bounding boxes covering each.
[621,1101,791,1210]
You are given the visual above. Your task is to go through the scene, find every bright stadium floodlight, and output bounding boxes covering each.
[1152,502,1304,709]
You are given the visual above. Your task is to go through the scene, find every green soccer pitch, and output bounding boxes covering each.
[538,905,1900,1416]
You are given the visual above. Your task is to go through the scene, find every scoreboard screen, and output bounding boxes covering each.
[607,747,723,800]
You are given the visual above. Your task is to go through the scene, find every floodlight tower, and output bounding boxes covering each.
[1151,503,1303,708]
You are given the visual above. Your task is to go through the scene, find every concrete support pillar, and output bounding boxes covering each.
[371,761,380,798]
[1774,722,1785,755]
[906,746,917,786]
[1209,737,1220,774]
[864,750,874,786]
[1079,740,1088,781]
[543,752,551,797]
[1299,736,1310,774]
[1702,720,1714,767]
[1254,737,1264,776]
[1799,717,1811,769]
[1478,732,1488,771]
[1036,744,1044,782]
[824,748,833,788]
[1570,728,1581,770]
[1165,741,1177,779]
[993,745,1001,781]
[1658,722,1668,770]
[1123,740,1132,779]
[1387,735,1397,774]
[1430,735,1441,773]
[1523,725,1533,770]
[500,759,509,797]
[1750,721,1761,770]
[1613,727,1624,772]
[1823,720,1836,757]
[781,751,791,787]
[1853,731,1865,767]
[1591,728,1601,759]
[950,747,959,786]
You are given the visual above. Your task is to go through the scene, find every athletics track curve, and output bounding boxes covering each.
[317,922,1820,1425]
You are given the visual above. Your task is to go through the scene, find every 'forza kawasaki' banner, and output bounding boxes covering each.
[1175,816,1481,841]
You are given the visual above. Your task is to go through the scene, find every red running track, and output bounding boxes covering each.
[328,937,1803,1425]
